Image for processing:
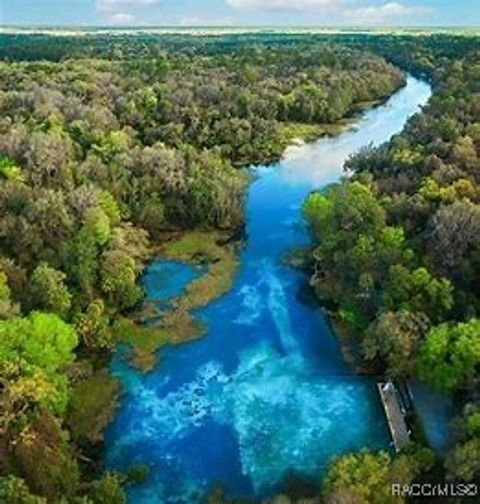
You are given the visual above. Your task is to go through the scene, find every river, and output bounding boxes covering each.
[105,76,433,503]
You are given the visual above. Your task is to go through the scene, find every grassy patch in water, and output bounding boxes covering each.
[118,231,240,371]
[280,121,349,144]
[67,370,120,444]
[163,231,239,309]
[113,318,172,371]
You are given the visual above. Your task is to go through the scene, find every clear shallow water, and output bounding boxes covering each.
[105,77,433,504]
[142,260,202,311]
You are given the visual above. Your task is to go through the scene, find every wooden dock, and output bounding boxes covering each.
[378,381,411,452]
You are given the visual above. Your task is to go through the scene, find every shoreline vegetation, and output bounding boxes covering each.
[301,35,480,504]
[116,230,240,371]
[115,93,398,373]
[118,87,401,373]
[1,31,478,504]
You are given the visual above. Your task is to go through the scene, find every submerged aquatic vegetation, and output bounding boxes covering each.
[116,231,240,370]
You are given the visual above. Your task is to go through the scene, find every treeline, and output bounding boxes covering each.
[0,36,404,502]
[302,35,480,502]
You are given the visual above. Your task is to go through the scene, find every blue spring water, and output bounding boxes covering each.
[105,76,433,503]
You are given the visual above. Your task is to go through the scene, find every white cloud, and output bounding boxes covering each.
[225,0,341,12]
[179,14,236,26]
[97,0,161,13]
[106,12,137,24]
[344,2,433,25]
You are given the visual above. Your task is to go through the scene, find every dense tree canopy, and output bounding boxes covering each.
[0,32,406,503]
[303,32,480,502]
[322,447,434,504]
[1,30,479,503]
[417,319,480,393]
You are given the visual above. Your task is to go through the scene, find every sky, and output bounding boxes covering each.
[1,0,478,27]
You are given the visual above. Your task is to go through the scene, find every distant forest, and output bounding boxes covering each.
[0,32,479,503]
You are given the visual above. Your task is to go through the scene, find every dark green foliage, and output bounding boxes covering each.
[445,409,480,484]
[11,410,80,502]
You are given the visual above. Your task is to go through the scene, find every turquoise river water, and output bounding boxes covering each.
[105,76,436,503]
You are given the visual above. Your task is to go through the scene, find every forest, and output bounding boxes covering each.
[303,34,480,503]
[0,31,478,503]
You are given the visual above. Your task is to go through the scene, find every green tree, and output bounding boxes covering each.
[88,473,126,504]
[363,311,430,377]
[101,250,142,310]
[0,476,46,504]
[0,271,20,319]
[28,263,71,315]
[445,438,480,483]
[12,409,80,502]
[64,226,100,301]
[74,299,114,351]
[99,191,121,226]
[84,207,112,247]
[385,266,453,323]
[0,156,24,183]
[445,410,480,483]
[323,448,433,504]
[417,319,480,393]
[0,312,78,414]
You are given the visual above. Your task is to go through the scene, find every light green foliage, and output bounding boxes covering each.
[101,249,142,309]
[0,476,46,504]
[464,411,480,438]
[0,156,24,183]
[28,263,72,315]
[88,473,126,504]
[302,192,333,233]
[92,130,130,163]
[0,312,77,374]
[323,447,434,504]
[84,207,112,246]
[385,266,453,323]
[417,319,480,393]
[99,191,121,225]
[0,312,77,413]
[0,271,11,301]
[74,299,113,350]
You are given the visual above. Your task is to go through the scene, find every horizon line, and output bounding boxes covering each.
[1,24,479,30]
